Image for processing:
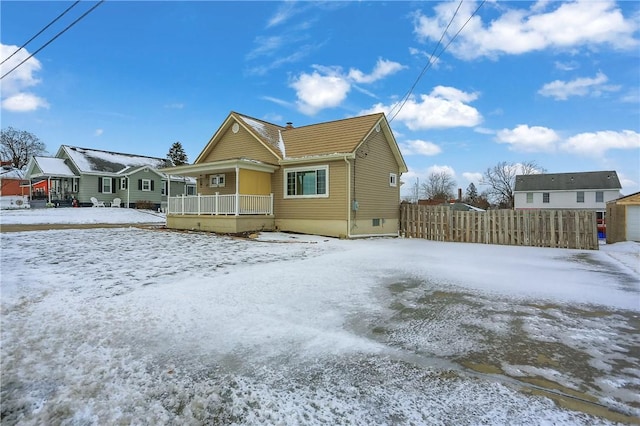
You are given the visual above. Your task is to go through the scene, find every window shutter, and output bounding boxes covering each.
[111,178,115,193]
[98,177,103,193]
[138,179,142,190]
[151,180,155,191]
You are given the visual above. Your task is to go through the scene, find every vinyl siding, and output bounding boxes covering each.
[120,170,164,206]
[351,130,401,220]
[201,123,279,164]
[198,172,237,196]
[514,189,620,210]
[273,159,347,221]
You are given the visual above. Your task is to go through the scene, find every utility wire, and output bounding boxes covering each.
[1,0,105,80]
[1,1,81,66]
[389,0,486,123]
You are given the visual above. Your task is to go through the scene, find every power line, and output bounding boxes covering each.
[389,0,486,124]
[1,0,105,80]
[1,1,81,66]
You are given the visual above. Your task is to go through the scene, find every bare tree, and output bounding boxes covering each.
[420,171,456,201]
[1,127,46,169]
[481,160,544,208]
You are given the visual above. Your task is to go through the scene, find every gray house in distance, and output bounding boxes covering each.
[25,145,196,208]
[514,170,622,224]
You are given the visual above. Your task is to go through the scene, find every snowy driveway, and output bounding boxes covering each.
[1,227,639,425]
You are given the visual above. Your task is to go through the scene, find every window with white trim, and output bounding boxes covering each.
[73,179,78,192]
[284,166,328,198]
[102,177,112,193]
[526,192,533,203]
[576,191,584,203]
[543,192,550,203]
[142,179,151,191]
[595,191,604,203]
[120,178,127,190]
[389,173,397,187]
[161,181,168,195]
[210,174,226,187]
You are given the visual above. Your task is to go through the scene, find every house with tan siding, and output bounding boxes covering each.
[162,111,408,238]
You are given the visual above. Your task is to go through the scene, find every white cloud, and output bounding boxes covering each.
[94,129,104,137]
[427,164,456,177]
[554,60,579,71]
[0,43,49,112]
[400,139,442,156]
[266,2,299,28]
[538,72,620,100]
[291,59,404,115]
[561,130,640,156]
[496,124,560,152]
[413,0,639,60]
[462,172,483,184]
[361,86,482,130]
[348,58,405,84]
[1,93,49,112]
[290,68,350,115]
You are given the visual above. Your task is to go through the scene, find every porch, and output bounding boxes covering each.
[167,194,275,233]
[167,193,273,216]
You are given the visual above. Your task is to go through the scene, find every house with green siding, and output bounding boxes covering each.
[25,145,196,209]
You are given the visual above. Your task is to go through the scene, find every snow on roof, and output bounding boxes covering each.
[34,157,77,177]
[64,146,172,174]
[168,175,196,184]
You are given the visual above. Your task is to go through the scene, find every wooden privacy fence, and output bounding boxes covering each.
[400,205,598,250]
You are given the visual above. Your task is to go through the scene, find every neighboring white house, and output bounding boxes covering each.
[513,171,622,221]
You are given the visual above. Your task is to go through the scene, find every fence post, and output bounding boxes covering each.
[215,192,219,215]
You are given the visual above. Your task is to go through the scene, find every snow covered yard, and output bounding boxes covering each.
[1,218,639,424]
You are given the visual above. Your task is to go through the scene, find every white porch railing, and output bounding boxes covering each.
[168,193,273,216]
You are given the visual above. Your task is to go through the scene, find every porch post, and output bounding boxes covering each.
[167,175,170,213]
[48,177,51,203]
[235,165,240,216]
[197,193,201,215]
[215,192,219,215]
[269,193,274,215]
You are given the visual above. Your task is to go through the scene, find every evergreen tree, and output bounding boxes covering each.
[464,182,478,204]
[167,141,188,166]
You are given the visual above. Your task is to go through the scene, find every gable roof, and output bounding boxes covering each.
[514,171,621,192]
[26,157,78,178]
[59,145,173,174]
[196,111,407,172]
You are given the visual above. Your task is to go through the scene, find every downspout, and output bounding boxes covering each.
[344,156,351,238]
[127,176,130,208]
[167,174,170,214]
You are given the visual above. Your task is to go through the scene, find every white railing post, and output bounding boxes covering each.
[235,193,240,216]
[181,194,185,215]
[269,193,273,215]
[197,193,201,215]
[215,192,219,215]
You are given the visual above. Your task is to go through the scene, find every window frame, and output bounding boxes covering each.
[595,191,604,203]
[141,179,151,192]
[102,176,112,194]
[209,174,226,188]
[283,165,329,199]
[120,178,127,190]
[389,173,397,187]
[543,192,550,203]
[576,191,585,203]
[526,192,533,203]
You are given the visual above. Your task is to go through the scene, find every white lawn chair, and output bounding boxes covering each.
[91,197,105,207]
[110,197,122,207]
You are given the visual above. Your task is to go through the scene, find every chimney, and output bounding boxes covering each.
[285,122,293,129]
[458,188,462,202]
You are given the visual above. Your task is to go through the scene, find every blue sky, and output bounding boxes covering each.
[1,0,639,196]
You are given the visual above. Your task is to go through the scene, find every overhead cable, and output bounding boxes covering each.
[1,1,81,66]
[389,0,486,123]
[1,0,105,80]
